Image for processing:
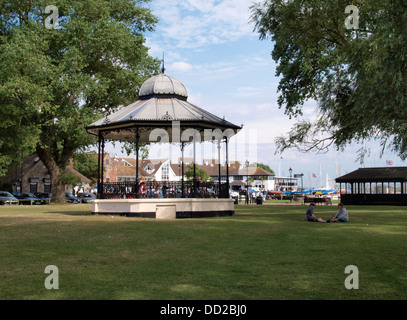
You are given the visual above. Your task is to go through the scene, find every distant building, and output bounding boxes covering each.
[230,166,276,191]
[4,154,91,194]
[273,176,299,192]
[93,154,276,190]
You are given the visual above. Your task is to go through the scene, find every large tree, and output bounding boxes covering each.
[0,0,160,202]
[251,0,407,161]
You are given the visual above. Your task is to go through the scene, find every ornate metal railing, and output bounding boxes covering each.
[98,180,230,199]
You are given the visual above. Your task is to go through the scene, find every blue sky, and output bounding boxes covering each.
[108,0,405,188]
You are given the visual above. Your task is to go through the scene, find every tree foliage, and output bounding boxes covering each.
[250,162,275,175]
[73,151,99,182]
[59,169,81,186]
[251,0,407,161]
[0,0,160,201]
[185,164,213,183]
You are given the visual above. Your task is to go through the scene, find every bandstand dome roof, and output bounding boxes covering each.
[86,72,242,143]
[139,74,188,100]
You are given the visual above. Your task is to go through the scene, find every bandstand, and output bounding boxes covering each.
[86,70,242,218]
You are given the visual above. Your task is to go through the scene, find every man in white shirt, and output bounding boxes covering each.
[330,203,349,222]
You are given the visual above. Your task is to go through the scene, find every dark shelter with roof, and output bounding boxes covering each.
[86,71,242,218]
[336,167,407,206]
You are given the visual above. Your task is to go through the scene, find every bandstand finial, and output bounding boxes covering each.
[162,51,165,74]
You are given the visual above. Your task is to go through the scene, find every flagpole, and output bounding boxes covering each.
[279,157,282,177]
[319,163,322,189]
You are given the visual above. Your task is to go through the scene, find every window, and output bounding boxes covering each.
[395,182,401,194]
[30,183,38,193]
[162,163,169,181]
[44,184,51,193]
[29,178,39,193]
[43,178,51,193]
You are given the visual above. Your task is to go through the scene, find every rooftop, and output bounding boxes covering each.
[336,167,407,182]
[86,73,241,143]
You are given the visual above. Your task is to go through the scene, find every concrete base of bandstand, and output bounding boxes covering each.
[92,198,235,219]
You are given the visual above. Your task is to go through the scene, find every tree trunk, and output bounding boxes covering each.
[51,169,67,203]
[36,147,67,204]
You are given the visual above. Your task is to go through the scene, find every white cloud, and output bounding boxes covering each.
[186,89,204,106]
[167,62,195,72]
[255,103,274,111]
[234,86,263,97]
[148,0,255,49]
[182,0,217,13]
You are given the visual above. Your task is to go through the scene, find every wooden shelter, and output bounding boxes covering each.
[335,167,407,205]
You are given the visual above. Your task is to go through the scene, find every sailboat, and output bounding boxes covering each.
[316,174,339,197]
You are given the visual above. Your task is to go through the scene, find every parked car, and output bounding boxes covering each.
[12,192,42,205]
[65,192,79,204]
[0,191,19,205]
[77,192,96,203]
[34,192,53,204]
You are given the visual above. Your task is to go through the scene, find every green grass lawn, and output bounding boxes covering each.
[1,203,407,300]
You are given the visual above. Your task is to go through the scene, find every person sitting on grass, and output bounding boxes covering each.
[329,203,349,223]
[305,203,329,223]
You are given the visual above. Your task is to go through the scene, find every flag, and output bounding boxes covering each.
[312,173,318,178]
[386,160,393,165]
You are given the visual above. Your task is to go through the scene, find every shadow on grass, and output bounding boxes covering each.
[49,211,93,216]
